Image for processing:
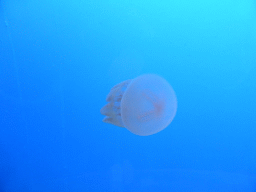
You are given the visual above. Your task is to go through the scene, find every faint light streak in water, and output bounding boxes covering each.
[2,1,29,142]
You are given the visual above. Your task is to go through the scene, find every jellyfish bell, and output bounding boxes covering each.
[100,74,177,136]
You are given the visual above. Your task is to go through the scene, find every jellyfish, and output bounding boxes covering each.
[100,74,177,136]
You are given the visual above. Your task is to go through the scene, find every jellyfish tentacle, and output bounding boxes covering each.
[100,80,132,127]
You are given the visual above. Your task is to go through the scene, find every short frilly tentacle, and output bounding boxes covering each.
[100,79,131,127]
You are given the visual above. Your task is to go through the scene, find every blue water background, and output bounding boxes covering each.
[1,0,256,191]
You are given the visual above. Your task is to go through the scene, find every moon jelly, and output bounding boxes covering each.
[100,74,177,136]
